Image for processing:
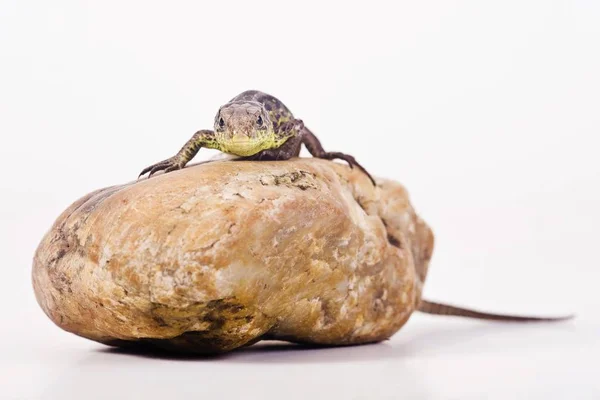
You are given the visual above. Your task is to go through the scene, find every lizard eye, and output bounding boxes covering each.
[256,116,263,127]
[219,117,225,129]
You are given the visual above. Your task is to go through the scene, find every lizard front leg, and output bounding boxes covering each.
[299,122,376,186]
[139,129,215,178]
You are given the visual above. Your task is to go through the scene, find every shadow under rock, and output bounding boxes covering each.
[44,339,433,400]
[98,340,402,364]
[97,316,578,363]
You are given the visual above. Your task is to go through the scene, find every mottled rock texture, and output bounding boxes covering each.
[32,158,434,354]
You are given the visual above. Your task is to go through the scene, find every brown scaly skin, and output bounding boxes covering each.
[139,90,376,185]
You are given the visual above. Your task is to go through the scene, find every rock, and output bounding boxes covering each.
[32,158,434,354]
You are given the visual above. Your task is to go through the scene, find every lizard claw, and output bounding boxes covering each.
[163,164,183,174]
[138,157,183,179]
[322,152,376,186]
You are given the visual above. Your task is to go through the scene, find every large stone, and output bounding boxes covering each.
[32,158,434,354]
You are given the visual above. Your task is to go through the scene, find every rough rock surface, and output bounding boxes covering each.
[32,158,434,354]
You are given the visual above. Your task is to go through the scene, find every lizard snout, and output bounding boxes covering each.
[231,132,251,141]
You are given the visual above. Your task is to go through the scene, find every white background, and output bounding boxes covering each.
[1,1,598,399]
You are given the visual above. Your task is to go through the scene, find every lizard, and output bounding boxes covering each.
[139,90,376,185]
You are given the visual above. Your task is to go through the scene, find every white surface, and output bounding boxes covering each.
[1,1,598,399]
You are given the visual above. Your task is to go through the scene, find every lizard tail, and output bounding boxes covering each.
[418,299,574,322]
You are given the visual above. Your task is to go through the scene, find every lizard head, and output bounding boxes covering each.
[214,101,279,156]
